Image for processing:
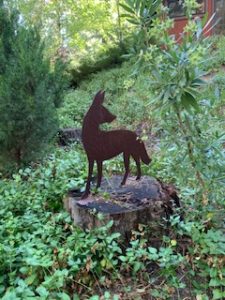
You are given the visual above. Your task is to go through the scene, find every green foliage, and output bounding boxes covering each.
[58,61,153,130]
[183,0,201,19]
[1,142,223,299]
[7,0,129,60]
[5,0,135,90]
[140,12,221,203]
[1,59,225,298]
[170,218,225,300]
[59,50,224,298]
[0,5,67,172]
[0,146,122,299]
[120,0,161,27]
[0,1,225,298]
[70,45,126,87]
[205,35,225,71]
[150,45,205,112]
[120,0,162,53]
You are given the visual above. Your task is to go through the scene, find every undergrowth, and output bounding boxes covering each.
[1,17,225,298]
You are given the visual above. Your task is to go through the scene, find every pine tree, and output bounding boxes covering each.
[0,2,67,172]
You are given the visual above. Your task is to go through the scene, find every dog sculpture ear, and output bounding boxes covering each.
[93,90,105,105]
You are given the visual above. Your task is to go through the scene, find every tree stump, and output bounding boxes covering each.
[58,128,82,146]
[64,175,181,239]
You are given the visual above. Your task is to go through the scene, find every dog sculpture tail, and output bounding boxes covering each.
[139,142,151,165]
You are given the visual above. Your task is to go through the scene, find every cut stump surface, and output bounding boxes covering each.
[64,175,180,237]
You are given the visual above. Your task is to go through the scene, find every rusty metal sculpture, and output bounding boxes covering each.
[81,90,151,199]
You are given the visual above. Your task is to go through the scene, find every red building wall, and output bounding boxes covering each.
[167,0,214,39]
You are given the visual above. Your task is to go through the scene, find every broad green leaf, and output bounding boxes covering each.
[36,286,49,298]
[25,274,37,286]
[209,278,225,287]
[57,293,71,300]
[213,289,225,300]
[181,92,199,111]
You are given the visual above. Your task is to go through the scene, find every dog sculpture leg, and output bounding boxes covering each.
[121,152,130,185]
[82,158,94,199]
[135,158,141,180]
[96,160,103,189]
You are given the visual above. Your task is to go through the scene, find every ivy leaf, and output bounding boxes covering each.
[57,293,71,300]
[118,256,127,262]
[213,289,225,299]
[36,286,49,298]
[25,274,37,286]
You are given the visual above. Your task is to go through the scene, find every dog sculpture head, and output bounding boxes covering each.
[91,90,116,124]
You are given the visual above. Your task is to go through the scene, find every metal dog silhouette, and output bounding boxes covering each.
[81,90,151,199]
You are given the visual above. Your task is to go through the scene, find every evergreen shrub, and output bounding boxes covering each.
[0,2,67,172]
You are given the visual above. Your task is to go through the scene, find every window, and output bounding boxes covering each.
[166,0,206,18]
